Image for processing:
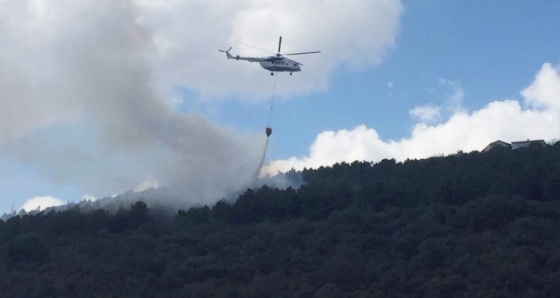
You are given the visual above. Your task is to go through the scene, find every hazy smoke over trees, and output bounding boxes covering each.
[0,0,265,209]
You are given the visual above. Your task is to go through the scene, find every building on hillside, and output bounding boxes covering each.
[482,140,512,152]
[482,139,546,152]
[511,139,546,149]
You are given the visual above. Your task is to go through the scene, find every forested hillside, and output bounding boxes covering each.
[1,142,560,297]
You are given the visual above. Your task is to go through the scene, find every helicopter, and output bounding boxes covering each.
[219,36,320,76]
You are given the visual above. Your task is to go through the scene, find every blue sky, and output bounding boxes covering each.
[1,0,560,214]
[194,1,560,159]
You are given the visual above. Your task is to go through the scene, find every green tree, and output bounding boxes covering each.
[5,233,48,269]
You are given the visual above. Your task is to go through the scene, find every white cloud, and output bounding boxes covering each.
[408,79,464,125]
[133,0,403,99]
[265,63,560,174]
[437,78,465,113]
[522,63,560,110]
[21,196,65,212]
[264,125,394,175]
[409,105,440,123]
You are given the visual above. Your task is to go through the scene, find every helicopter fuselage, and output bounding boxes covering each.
[258,57,301,73]
[219,36,319,75]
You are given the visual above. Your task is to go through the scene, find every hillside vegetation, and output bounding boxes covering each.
[1,142,560,297]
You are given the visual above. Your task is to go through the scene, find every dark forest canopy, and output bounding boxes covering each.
[1,142,560,297]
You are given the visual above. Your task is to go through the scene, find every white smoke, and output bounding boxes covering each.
[0,0,403,211]
[0,0,262,209]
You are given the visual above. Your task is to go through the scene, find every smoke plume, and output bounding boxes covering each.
[0,0,265,209]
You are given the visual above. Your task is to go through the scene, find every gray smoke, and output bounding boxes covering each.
[0,0,269,209]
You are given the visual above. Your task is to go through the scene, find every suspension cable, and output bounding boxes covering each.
[267,74,277,127]
[258,74,278,177]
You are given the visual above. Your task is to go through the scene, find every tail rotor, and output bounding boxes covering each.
[219,47,233,59]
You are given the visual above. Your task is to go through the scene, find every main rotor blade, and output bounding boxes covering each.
[238,41,275,54]
[278,36,282,56]
[284,51,321,56]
